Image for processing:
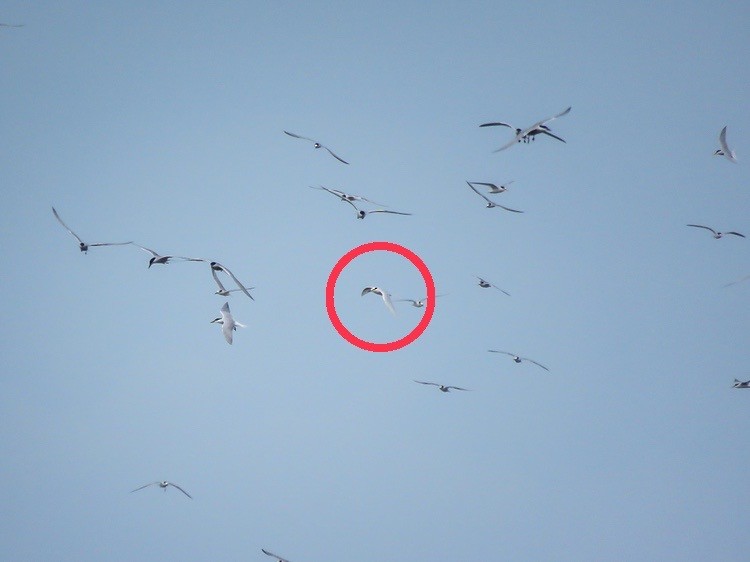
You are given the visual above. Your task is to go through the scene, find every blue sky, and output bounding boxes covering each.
[1,2,749,560]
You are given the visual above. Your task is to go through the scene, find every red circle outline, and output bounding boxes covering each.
[325,241,435,352]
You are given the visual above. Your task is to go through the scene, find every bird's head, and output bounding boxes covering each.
[313,142,322,149]
[210,317,223,324]
[357,211,366,219]
[148,258,156,268]
[714,149,724,156]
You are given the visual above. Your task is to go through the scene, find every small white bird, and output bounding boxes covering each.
[130,481,192,499]
[343,198,412,220]
[714,126,737,163]
[361,286,396,315]
[476,276,510,296]
[311,185,388,207]
[687,224,745,239]
[414,380,470,392]
[131,243,204,268]
[466,182,523,213]
[209,261,255,299]
[481,106,571,152]
[396,294,446,308]
[210,302,246,344]
[284,130,349,164]
[733,379,750,388]
[468,180,515,194]
[262,549,291,562]
[52,207,132,253]
[488,350,549,371]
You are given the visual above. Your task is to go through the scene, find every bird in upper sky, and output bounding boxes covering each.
[488,350,549,371]
[468,180,515,194]
[344,198,412,220]
[396,294,446,308]
[686,224,745,239]
[0,23,24,28]
[209,261,255,299]
[210,302,246,344]
[261,549,291,562]
[714,126,737,163]
[733,379,750,389]
[283,130,349,164]
[130,481,192,499]
[476,276,510,296]
[310,185,388,207]
[131,243,204,268]
[52,207,132,253]
[362,286,396,315]
[466,182,523,212]
[414,380,471,392]
[481,106,571,152]
[723,274,750,288]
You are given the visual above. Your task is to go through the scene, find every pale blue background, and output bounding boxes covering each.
[1,2,749,560]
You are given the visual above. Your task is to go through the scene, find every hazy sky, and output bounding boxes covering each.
[1,2,749,561]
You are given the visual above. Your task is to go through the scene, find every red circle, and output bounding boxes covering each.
[325,241,435,352]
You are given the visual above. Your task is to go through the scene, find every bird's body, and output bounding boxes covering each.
[414,380,470,392]
[284,130,349,164]
[488,350,549,371]
[210,302,246,344]
[714,126,737,163]
[476,276,510,296]
[130,480,192,499]
[466,182,523,212]
[687,224,745,239]
[311,185,387,207]
[481,106,571,152]
[733,379,750,389]
[51,207,132,253]
[361,286,396,315]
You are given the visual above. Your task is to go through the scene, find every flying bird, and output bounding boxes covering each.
[468,180,515,194]
[481,106,571,152]
[310,185,388,207]
[733,379,750,389]
[686,224,745,239]
[262,549,291,562]
[0,23,24,28]
[210,302,246,344]
[396,294,446,308]
[283,130,349,164]
[130,481,192,499]
[723,274,750,288]
[476,276,510,296]
[130,244,204,268]
[312,186,410,219]
[466,182,523,212]
[413,380,470,392]
[488,350,549,371]
[714,126,737,163]
[361,286,396,315]
[51,207,131,253]
[209,261,255,299]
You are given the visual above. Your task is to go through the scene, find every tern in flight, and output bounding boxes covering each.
[52,207,131,253]
[481,106,571,152]
[283,130,349,164]
[466,182,523,212]
[311,185,388,207]
[714,126,737,163]
[733,379,750,389]
[209,261,255,299]
[686,224,745,239]
[414,380,470,393]
[211,302,246,345]
[0,23,24,28]
[361,286,396,315]
[468,180,515,194]
[476,276,510,296]
[130,481,192,499]
[344,198,411,220]
[396,294,446,308]
[488,350,549,371]
[131,243,204,268]
[262,549,291,562]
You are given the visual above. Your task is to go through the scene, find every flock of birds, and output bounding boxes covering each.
[49,99,744,559]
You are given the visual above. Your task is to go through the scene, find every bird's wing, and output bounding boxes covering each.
[687,224,717,236]
[414,380,439,386]
[310,185,342,199]
[492,136,523,153]
[719,126,730,154]
[0,23,24,27]
[493,203,524,213]
[491,284,511,296]
[284,130,314,142]
[479,122,514,129]
[211,265,228,293]
[381,291,397,315]
[466,181,493,204]
[130,482,159,493]
[537,129,567,143]
[213,262,254,300]
[343,198,362,214]
[172,256,206,263]
[488,350,514,357]
[88,241,133,247]
[51,207,85,244]
[222,322,233,344]
[261,549,289,562]
[323,146,350,165]
[726,231,746,238]
[537,105,572,127]
[361,287,374,296]
[368,209,412,216]
[523,357,550,371]
[446,386,471,391]
[131,243,160,257]
[169,483,193,499]
[395,299,418,305]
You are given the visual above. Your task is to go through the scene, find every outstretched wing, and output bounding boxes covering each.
[479,121,515,129]
[261,549,290,562]
[210,264,228,293]
[131,243,160,257]
[52,207,84,245]
[687,224,718,236]
[414,380,440,387]
[168,482,193,499]
[283,130,314,142]
[212,262,254,300]
[381,291,396,315]
[446,386,471,391]
[726,231,746,238]
[488,350,514,357]
[323,145,350,165]
[89,241,133,247]
[522,357,550,371]
[368,209,412,216]
[537,129,567,143]
[130,482,159,493]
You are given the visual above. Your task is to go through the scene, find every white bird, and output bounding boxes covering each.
[131,243,204,268]
[52,207,131,253]
[209,261,255,299]
[476,276,510,296]
[481,106,571,152]
[466,182,523,213]
[262,549,291,562]
[310,185,387,207]
[414,380,470,392]
[210,302,246,344]
[687,224,745,239]
[733,379,750,389]
[284,130,349,164]
[488,350,549,371]
[130,480,192,499]
[714,126,737,163]
[468,180,515,194]
[396,294,446,308]
[361,286,396,315]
